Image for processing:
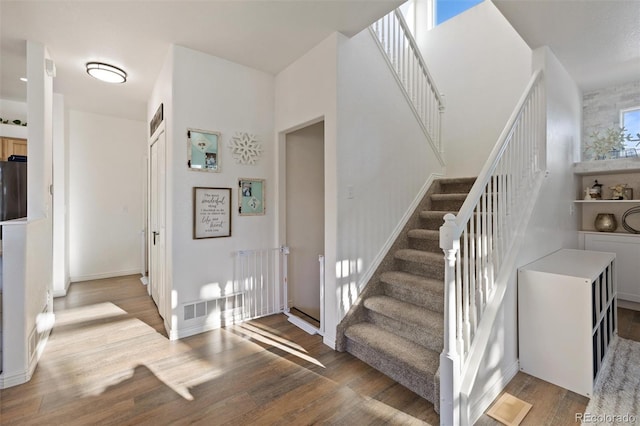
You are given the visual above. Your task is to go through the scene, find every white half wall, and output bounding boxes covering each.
[466,46,582,423]
[418,0,531,177]
[68,110,146,281]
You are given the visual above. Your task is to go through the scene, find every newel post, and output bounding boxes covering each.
[439,213,460,426]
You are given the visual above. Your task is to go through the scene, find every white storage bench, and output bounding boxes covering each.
[518,249,617,397]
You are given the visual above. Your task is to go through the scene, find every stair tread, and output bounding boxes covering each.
[420,210,457,219]
[345,323,440,376]
[364,295,443,332]
[380,271,444,295]
[407,229,439,239]
[435,177,476,184]
[395,249,443,263]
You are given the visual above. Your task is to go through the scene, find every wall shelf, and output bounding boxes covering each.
[573,158,640,175]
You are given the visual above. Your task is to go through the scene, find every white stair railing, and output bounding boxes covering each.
[439,70,546,425]
[370,9,445,165]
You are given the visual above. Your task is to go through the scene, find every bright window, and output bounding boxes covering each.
[436,0,484,25]
[621,106,640,151]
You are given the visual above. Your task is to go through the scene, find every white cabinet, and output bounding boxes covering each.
[581,232,640,304]
[518,249,617,397]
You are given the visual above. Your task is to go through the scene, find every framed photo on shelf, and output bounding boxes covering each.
[188,128,220,172]
[193,187,231,239]
[238,178,265,216]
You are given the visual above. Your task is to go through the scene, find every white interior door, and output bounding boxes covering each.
[285,121,325,321]
[149,130,166,319]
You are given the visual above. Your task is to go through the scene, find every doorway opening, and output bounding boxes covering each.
[284,120,325,334]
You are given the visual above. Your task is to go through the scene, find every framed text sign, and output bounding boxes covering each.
[193,187,231,239]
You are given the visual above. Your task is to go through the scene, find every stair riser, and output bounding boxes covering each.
[408,236,441,253]
[345,337,437,403]
[420,216,446,231]
[439,182,475,194]
[430,199,465,211]
[383,284,444,313]
[396,259,445,281]
[366,310,443,353]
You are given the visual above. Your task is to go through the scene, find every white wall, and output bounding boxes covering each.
[68,110,146,281]
[274,30,446,346]
[0,99,28,139]
[419,0,531,177]
[335,29,445,318]
[0,99,27,123]
[169,45,275,338]
[466,46,582,422]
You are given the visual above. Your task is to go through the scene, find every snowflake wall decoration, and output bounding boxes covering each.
[228,132,262,165]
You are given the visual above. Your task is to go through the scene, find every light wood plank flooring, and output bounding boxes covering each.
[0,275,439,425]
[2,275,639,425]
[476,306,640,426]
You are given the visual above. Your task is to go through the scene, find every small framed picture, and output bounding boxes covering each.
[238,178,265,215]
[193,187,231,239]
[188,128,220,172]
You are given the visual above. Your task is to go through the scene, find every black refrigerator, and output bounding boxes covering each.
[0,160,27,238]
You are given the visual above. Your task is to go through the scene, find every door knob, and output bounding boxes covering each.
[153,231,160,245]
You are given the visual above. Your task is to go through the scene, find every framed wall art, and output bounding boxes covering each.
[188,128,220,172]
[238,178,265,215]
[193,187,231,239]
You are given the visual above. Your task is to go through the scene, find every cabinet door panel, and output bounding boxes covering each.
[585,234,640,303]
[3,138,27,158]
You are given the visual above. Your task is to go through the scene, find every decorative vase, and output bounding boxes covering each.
[594,213,617,232]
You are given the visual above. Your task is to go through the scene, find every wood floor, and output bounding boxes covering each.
[2,275,639,425]
[476,306,640,426]
[0,275,439,425]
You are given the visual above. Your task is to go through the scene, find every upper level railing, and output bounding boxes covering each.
[370,9,445,165]
[439,70,546,425]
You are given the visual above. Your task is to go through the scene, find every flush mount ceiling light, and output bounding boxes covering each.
[86,62,127,83]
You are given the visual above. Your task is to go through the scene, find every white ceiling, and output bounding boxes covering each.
[493,0,640,92]
[2,1,639,123]
[0,0,402,121]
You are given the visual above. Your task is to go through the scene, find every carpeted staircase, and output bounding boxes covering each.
[336,177,475,410]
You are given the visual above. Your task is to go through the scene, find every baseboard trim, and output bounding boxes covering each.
[323,333,336,350]
[356,172,443,294]
[53,279,70,298]
[171,319,235,341]
[0,368,32,389]
[467,359,520,424]
[70,269,141,283]
[618,299,640,311]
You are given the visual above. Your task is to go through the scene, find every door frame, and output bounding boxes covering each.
[148,124,167,322]
[278,116,326,335]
